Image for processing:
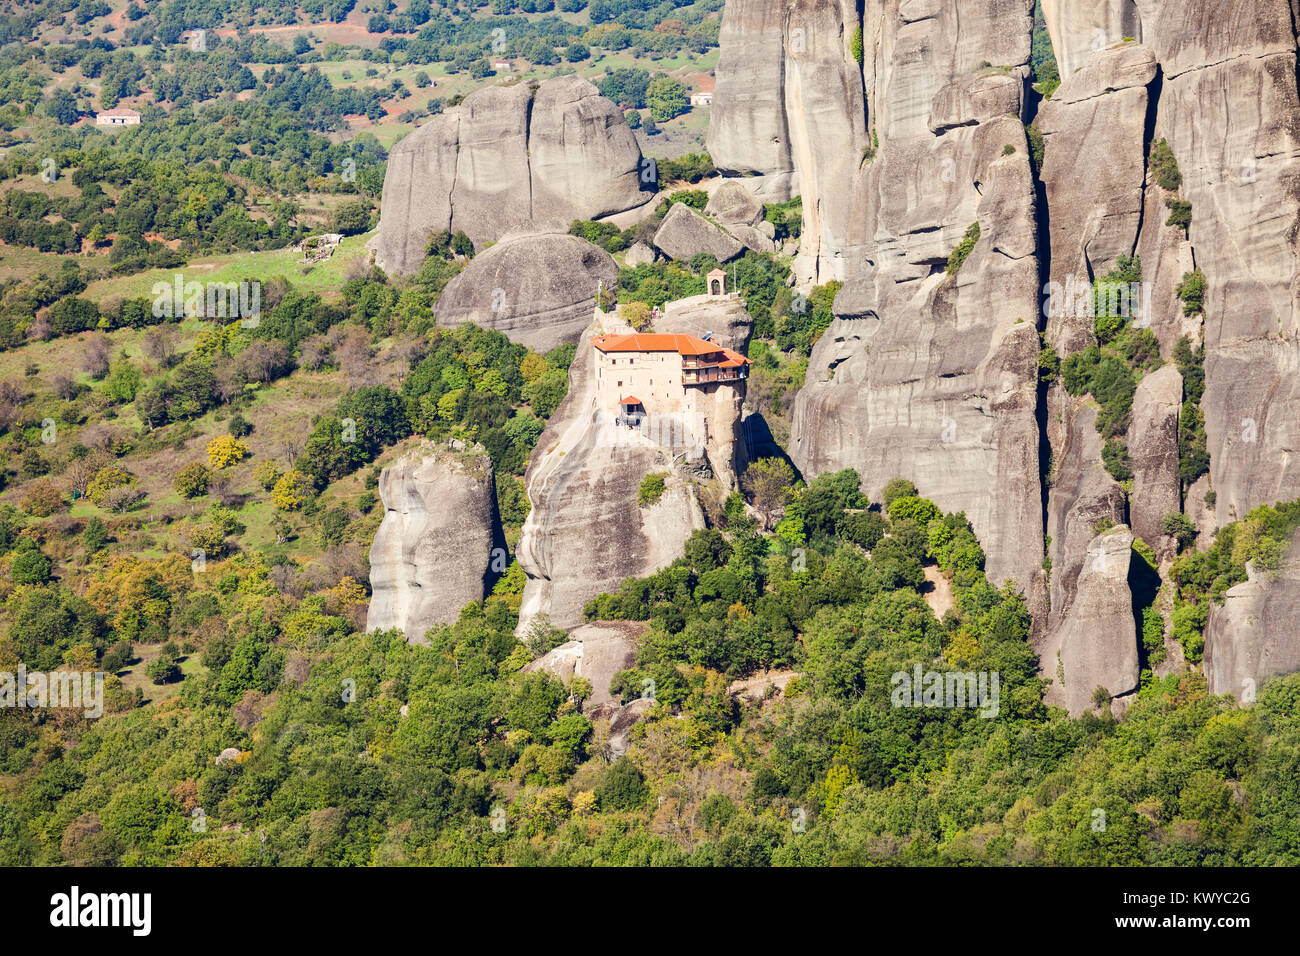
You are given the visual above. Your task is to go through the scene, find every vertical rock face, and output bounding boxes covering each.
[1042,1,1300,531]
[1204,530,1300,699]
[1036,0,1300,704]
[1042,526,1140,714]
[708,0,870,279]
[1126,364,1182,552]
[708,0,797,198]
[1042,404,1128,639]
[1041,0,1143,79]
[1036,43,1158,355]
[366,443,499,643]
[787,0,1044,595]
[373,76,648,275]
[432,234,618,353]
[514,324,717,633]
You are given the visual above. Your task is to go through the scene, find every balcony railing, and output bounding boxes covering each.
[681,357,726,370]
[683,367,747,385]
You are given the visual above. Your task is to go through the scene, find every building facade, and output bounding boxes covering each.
[591,332,750,479]
[95,108,142,127]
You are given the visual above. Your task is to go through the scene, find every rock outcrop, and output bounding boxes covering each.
[1036,43,1159,355]
[433,234,618,353]
[1204,529,1300,700]
[1041,1,1300,544]
[373,76,648,275]
[366,442,499,642]
[704,180,766,228]
[1041,526,1140,714]
[514,319,715,633]
[707,0,798,200]
[1126,364,1182,552]
[658,293,754,352]
[652,203,745,262]
[523,620,646,718]
[624,240,657,266]
[708,0,872,282]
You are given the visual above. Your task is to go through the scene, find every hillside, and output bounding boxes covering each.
[1,0,1299,876]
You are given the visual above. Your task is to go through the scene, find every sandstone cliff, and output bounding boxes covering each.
[786,0,1044,597]
[433,234,619,353]
[373,76,648,275]
[1041,1,1300,538]
[1204,529,1300,700]
[1040,525,1140,715]
[366,442,500,642]
[514,318,724,633]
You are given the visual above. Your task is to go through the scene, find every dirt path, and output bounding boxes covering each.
[922,564,955,619]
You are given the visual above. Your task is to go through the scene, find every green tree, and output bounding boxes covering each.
[646,77,688,122]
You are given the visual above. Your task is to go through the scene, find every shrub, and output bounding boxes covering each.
[145,649,181,684]
[595,756,648,810]
[1176,269,1207,316]
[21,479,64,517]
[1165,196,1192,232]
[945,222,981,276]
[886,495,940,526]
[11,547,52,584]
[103,486,146,513]
[255,460,283,491]
[881,478,918,508]
[1102,438,1133,483]
[638,472,668,507]
[83,517,108,553]
[87,466,134,507]
[174,462,211,499]
[272,469,312,511]
[1163,512,1199,551]
[206,436,250,469]
[227,413,253,437]
[1150,138,1182,191]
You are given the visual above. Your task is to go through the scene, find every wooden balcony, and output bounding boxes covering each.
[682,366,747,386]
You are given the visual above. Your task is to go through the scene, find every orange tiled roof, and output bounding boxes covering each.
[620,396,642,405]
[591,332,752,364]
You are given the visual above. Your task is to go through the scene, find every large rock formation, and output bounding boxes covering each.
[1204,529,1300,700]
[708,0,872,281]
[1126,364,1182,552]
[366,442,499,642]
[433,234,618,353]
[1030,0,1300,703]
[373,76,649,275]
[707,0,798,200]
[1042,1,1300,540]
[787,0,1044,596]
[1036,43,1158,355]
[514,319,718,633]
[1040,526,1140,714]
[652,203,745,262]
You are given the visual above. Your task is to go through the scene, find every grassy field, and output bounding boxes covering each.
[82,232,374,302]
